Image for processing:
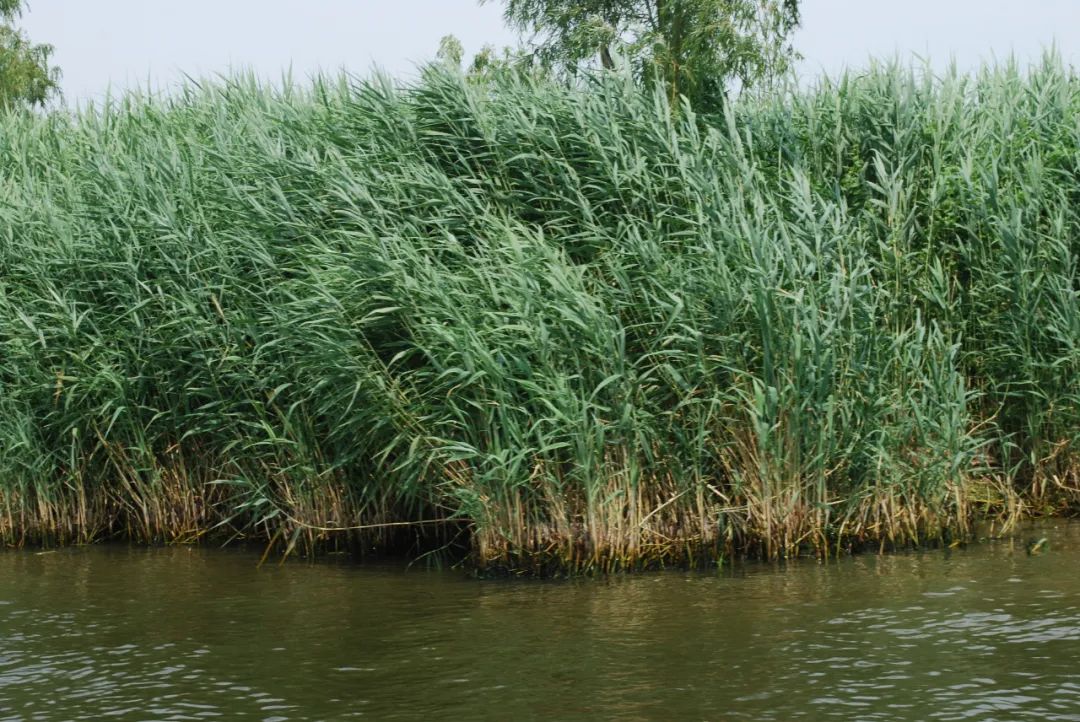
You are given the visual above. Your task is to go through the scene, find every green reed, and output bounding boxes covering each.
[0,54,1077,572]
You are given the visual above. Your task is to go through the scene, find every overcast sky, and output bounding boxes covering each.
[20,0,1080,104]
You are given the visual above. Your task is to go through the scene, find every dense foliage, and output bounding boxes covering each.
[1,57,1077,571]
[0,0,60,109]
[486,0,800,109]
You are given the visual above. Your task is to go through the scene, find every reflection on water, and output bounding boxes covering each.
[1,524,1079,721]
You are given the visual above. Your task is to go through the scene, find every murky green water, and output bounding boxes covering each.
[1,524,1079,721]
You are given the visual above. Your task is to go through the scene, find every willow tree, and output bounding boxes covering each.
[0,0,60,109]
[486,0,800,110]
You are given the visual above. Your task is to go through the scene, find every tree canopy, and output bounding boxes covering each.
[0,0,60,109]
[486,0,800,109]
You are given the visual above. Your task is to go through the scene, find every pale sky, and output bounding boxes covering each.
[19,0,1080,104]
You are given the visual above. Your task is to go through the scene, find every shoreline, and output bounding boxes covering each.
[0,483,1067,574]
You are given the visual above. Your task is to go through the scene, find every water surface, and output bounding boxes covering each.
[2,524,1079,720]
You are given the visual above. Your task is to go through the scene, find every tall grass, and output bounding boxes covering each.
[1,55,1077,572]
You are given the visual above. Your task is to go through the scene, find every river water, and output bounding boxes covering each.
[1,523,1078,721]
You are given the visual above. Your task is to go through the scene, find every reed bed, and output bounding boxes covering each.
[1,56,1078,572]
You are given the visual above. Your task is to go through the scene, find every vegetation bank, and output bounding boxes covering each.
[2,58,1078,572]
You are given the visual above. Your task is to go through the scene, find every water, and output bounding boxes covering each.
[1,524,1079,721]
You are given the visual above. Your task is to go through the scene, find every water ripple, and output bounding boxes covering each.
[1,529,1079,720]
